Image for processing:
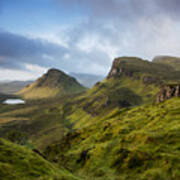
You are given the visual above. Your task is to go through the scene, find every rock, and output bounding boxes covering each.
[107,58,134,79]
[143,76,160,85]
[156,84,180,103]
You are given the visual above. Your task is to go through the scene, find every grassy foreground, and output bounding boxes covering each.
[0,138,81,180]
[45,98,180,180]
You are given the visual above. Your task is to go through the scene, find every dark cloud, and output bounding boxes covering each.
[0,31,67,69]
[57,0,180,21]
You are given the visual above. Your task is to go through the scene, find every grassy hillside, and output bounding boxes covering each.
[0,76,160,151]
[18,69,86,99]
[0,138,80,180]
[0,57,180,179]
[0,57,179,149]
[0,95,79,150]
[45,97,180,180]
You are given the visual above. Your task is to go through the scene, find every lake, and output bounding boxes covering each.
[3,99,25,105]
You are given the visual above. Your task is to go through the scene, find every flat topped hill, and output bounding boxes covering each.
[108,57,174,79]
[18,68,85,99]
[76,56,180,116]
[153,55,180,71]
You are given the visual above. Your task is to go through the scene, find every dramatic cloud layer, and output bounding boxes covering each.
[1,0,180,80]
[0,31,68,69]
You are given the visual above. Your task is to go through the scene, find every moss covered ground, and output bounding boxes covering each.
[0,138,80,180]
[45,98,180,180]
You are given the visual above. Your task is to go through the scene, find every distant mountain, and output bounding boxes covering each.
[0,81,33,94]
[153,55,180,71]
[18,68,86,99]
[70,72,104,88]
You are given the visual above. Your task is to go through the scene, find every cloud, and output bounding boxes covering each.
[0,66,47,81]
[57,0,180,20]
[1,0,180,80]
[0,30,67,69]
[56,0,180,60]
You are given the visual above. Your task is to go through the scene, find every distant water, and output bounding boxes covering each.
[3,99,25,105]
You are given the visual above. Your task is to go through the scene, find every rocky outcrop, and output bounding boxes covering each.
[107,57,161,84]
[107,57,142,79]
[156,85,180,103]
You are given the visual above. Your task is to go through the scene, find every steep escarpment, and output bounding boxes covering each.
[156,84,180,103]
[64,56,180,123]
[107,56,180,83]
[60,57,166,120]
[18,68,86,99]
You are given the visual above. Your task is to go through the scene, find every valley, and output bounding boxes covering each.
[0,56,180,179]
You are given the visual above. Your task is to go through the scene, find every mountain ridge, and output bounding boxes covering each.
[0,56,180,180]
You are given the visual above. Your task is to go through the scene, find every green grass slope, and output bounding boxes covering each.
[18,68,86,99]
[59,56,180,124]
[0,56,180,180]
[0,96,78,150]
[1,57,180,150]
[45,97,180,180]
[0,138,80,180]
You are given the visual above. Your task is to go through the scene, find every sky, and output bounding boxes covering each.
[1,0,180,80]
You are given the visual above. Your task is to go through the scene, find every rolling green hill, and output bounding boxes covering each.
[45,97,180,180]
[18,68,86,99]
[0,56,180,179]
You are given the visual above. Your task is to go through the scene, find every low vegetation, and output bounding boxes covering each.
[45,98,180,180]
[0,138,80,180]
[0,56,180,179]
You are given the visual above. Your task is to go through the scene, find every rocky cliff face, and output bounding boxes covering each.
[156,85,180,103]
[107,57,161,84]
[107,57,135,79]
